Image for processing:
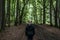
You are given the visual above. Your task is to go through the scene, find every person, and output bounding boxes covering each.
[25,21,35,40]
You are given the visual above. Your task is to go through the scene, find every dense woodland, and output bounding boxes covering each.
[0,0,60,31]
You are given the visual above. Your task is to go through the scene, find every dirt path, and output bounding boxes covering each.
[21,24,60,40]
[21,26,38,40]
[0,24,60,40]
[36,24,60,40]
[0,24,25,40]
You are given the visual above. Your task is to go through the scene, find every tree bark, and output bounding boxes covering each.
[15,0,19,26]
[54,0,58,27]
[50,0,52,26]
[7,0,10,27]
[0,0,2,30]
[57,0,60,28]
[1,0,5,30]
[43,0,46,24]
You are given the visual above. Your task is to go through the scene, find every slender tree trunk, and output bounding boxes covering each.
[54,0,58,27]
[18,0,21,25]
[19,6,25,24]
[50,0,52,26]
[12,0,15,25]
[19,5,21,25]
[57,0,60,28]
[1,0,5,30]
[7,0,10,27]
[0,0,2,30]
[15,0,19,26]
[43,0,46,24]
[59,18,60,28]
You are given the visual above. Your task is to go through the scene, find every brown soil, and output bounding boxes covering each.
[0,24,60,40]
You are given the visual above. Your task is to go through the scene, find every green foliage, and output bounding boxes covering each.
[5,0,56,25]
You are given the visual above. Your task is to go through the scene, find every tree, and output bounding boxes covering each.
[1,0,5,30]
[54,0,58,27]
[50,0,53,26]
[7,0,10,27]
[0,0,3,30]
[14,0,19,26]
[43,0,46,24]
[57,0,60,28]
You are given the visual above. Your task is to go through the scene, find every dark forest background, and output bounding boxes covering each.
[0,0,60,31]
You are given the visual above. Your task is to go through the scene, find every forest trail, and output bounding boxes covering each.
[0,24,60,40]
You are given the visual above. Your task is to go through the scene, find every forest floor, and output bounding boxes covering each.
[0,24,60,40]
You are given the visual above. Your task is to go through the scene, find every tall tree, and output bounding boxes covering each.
[43,0,46,24]
[0,0,2,30]
[15,0,19,26]
[59,18,60,28]
[57,0,60,28]
[58,0,60,28]
[54,0,58,27]
[1,0,5,30]
[7,0,10,27]
[50,0,53,26]
[18,0,21,25]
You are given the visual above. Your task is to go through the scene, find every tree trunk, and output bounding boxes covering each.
[0,0,2,30]
[7,0,10,27]
[18,0,21,25]
[50,0,52,26]
[43,0,46,24]
[54,0,58,27]
[1,0,5,30]
[15,0,19,26]
[59,18,60,28]
[57,0,60,28]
